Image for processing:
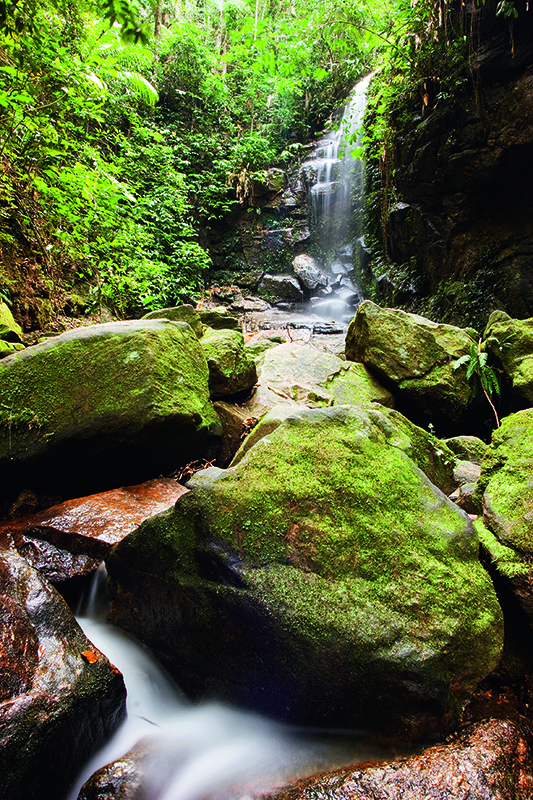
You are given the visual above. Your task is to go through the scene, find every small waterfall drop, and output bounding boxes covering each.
[69,567,398,799]
[302,74,373,322]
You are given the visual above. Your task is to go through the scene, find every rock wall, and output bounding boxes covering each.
[369,0,533,327]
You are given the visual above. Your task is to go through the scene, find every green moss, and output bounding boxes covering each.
[142,304,204,338]
[0,319,219,463]
[478,409,533,552]
[108,405,503,734]
[0,302,22,343]
[199,326,257,398]
[484,315,533,406]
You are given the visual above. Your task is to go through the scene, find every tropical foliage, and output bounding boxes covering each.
[0,0,392,322]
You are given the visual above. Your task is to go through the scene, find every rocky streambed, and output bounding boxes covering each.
[1,300,533,798]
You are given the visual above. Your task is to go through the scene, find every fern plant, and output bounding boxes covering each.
[454,338,501,428]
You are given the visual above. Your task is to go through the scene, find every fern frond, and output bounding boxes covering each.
[453,354,470,371]
[466,359,477,381]
[120,70,158,105]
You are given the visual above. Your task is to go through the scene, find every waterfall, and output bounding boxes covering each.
[68,566,398,799]
[302,74,373,321]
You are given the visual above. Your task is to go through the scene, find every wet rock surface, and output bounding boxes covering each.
[77,742,150,800]
[292,255,328,291]
[0,547,126,800]
[266,718,533,800]
[107,405,502,740]
[0,479,186,582]
[260,274,305,304]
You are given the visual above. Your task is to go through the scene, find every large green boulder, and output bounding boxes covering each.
[0,320,221,502]
[232,404,456,494]
[107,405,502,741]
[199,327,257,399]
[345,301,475,432]
[141,304,204,338]
[197,307,240,331]
[0,302,22,343]
[484,311,533,407]
[244,342,394,417]
[475,408,533,625]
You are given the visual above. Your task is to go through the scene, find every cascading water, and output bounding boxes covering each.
[302,73,373,322]
[68,566,398,800]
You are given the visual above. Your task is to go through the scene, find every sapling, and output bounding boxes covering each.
[453,338,501,427]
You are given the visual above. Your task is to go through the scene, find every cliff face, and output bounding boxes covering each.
[373,2,533,327]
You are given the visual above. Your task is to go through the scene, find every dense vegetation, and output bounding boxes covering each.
[0,0,394,326]
[1,0,521,330]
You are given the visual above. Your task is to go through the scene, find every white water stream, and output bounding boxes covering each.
[68,568,396,800]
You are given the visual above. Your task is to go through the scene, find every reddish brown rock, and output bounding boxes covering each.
[0,479,187,582]
[0,547,126,800]
[267,718,533,800]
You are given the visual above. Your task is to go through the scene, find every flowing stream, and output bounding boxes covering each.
[69,567,399,800]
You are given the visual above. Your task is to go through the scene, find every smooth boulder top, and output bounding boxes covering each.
[107,404,502,739]
[244,341,394,417]
[0,478,187,583]
[0,319,221,500]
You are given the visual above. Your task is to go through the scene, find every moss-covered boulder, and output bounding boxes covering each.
[0,320,221,503]
[107,405,502,741]
[141,304,204,338]
[345,301,475,432]
[443,435,488,465]
[197,307,240,331]
[0,301,23,343]
[484,312,533,407]
[200,327,257,399]
[244,342,394,417]
[233,404,456,494]
[475,408,533,625]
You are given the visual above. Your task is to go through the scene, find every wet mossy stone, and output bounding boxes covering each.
[107,405,503,741]
[232,403,456,494]
[345,301,475,432]
[475,408,533,625]
[141,304,204,338]
[244,337,282,366]
[443,435,488,465]
[0,340,24,359]
[484,313,533,407]
[197,307,240,331]
[0,320,221,502]
[200,327,257,399]
[0,301,22,343]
